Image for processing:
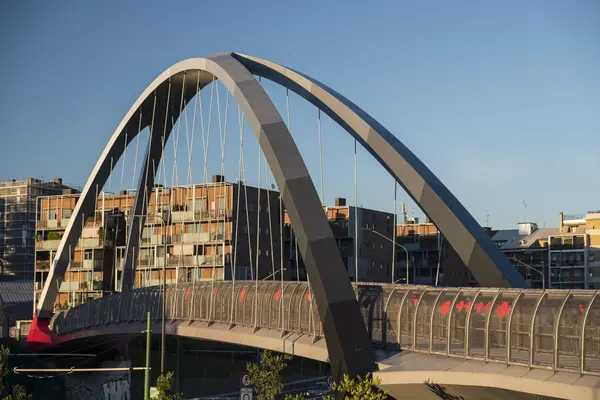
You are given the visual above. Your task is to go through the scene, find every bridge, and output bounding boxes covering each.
[47,282,600,399]
[25,52,599,398]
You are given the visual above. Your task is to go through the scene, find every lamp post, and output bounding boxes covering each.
[361,228,410,284]
[131,213,167,374]
[508,257,545,289]
[261,268,286,281]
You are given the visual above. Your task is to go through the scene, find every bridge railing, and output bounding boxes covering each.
[53,283,600,376]
[376,285,600,376]
[52,281,322,338]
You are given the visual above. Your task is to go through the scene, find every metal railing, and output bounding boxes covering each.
[52,283,600,376]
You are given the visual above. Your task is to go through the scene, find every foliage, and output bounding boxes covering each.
[1,347,31,400]
[47,232,62,240]
[154,371,183,400]
[0,345,9,393]
[5,384,31,400]
[424,381,464,400]
[324,373,388,400]
[246,350,292,400]
[284,393,305,400]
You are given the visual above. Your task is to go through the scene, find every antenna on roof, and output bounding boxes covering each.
[522,200,527,222]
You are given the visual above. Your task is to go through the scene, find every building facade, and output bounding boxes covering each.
[35,176,283,312]
[0,178,77,281]
[548,212,600,289]
[285,197,396,283]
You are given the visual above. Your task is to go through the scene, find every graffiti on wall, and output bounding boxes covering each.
[102,379,130,400]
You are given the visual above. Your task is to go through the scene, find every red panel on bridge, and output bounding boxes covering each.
[185,287,192,301]
[26,313,54,350]
[274,289,282,300]
[439,300,451,316]
[495,301,511,319]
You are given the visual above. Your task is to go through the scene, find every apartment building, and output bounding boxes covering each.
[0,177,78,281]
[548,212,600,289]
[285,197,395,283]
[34,176,283,311]
[395,215,473,286]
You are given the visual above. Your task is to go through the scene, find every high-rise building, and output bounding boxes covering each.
[34,177,283,312]
[0,178,78,281]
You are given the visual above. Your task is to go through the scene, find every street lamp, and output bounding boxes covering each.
[508,257,545,290]
[130,213,167,374]
[361,228,410,284]
[261,268,286,281]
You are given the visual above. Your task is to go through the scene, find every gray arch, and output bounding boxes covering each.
[233,53,525,289]
[35,53,375,379]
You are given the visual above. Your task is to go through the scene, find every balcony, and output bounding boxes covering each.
[38,240,61,250]
[59,281,80,291]
[172,211,194,222]
[60,218,70,228]
[38,219,58,229]
[78,237,101,248]
[193,209,233,220]
[36,260,51,271]
[142,235,166,246]
[182,232,210,244]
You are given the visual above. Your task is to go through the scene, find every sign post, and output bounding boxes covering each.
[240,372,252,400]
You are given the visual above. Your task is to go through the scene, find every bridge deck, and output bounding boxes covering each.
[39,282,600,380]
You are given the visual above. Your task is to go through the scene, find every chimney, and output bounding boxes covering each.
[559,212,564,230]
[120,190,128,195]
[212,174,225,183]
[425,215,431,224]
[53,178,63,186]
[335,197,346,207]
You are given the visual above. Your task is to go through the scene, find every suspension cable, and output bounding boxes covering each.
[254,141,261,326]
[131,108,143,190]
[265,155,275,280]
[230,105,245,323]
[120,131,128,188]
[318,109,324,204]
[354,139,358,284]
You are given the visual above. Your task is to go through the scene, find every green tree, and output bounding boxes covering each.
[246,350,292,400]
[1,346,31,400]
[284,393,305,400]
[1,345,9,394]
[153,372,183,400]
[324,373,388,400]
[5,384,31,400]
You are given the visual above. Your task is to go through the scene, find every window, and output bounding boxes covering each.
[45,210,57,220]
[217,197,226,211]
[193,198,207,213]
[62,208,72,219]
[84,250,93,260]
[217,223,224,234]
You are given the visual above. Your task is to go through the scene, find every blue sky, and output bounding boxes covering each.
[1,1,599,229]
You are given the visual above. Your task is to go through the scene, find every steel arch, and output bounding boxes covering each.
[32,53,374,379]
[233,53,525,289]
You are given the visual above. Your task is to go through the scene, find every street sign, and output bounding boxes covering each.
[240,372,251,388]
[240,387,253,400]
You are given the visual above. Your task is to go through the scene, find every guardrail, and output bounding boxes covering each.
[53,283,600,376]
